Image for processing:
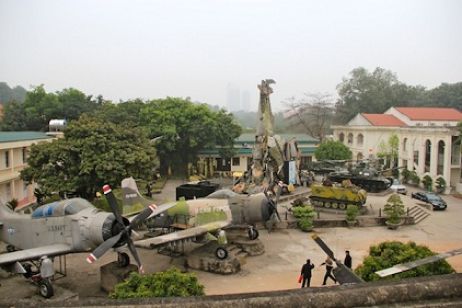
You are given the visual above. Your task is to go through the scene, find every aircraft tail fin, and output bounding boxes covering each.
[122,177,154,216]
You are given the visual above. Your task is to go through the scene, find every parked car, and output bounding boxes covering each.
[411,192,447,210]
[390,179,407,195]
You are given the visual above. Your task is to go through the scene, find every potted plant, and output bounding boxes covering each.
[435,177,446,194]
[384,194,405,230]
[291,205,316,232]
[422,175,433,192]
[345,204,359,227]
[401,168,411,184]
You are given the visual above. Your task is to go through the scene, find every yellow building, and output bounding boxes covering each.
[0,132,53,210]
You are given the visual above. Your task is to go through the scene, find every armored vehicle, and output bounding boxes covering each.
[327,165,399,193]
[309,181,367,210]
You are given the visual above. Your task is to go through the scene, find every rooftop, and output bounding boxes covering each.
[394,107,462,121]
[0,131,53,143]
[362,114,407,127]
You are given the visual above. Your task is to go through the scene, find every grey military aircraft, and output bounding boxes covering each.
[0,179,281,298]
[0,184,166,298]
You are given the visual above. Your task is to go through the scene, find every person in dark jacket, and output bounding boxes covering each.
[321,256,337,285]
[300,259,315,287]
[344,250,352,269]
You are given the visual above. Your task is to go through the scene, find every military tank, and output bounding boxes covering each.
[309,181,367,210]
[327,164,400,193]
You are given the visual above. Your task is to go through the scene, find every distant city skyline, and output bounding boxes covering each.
[1,0,461,112]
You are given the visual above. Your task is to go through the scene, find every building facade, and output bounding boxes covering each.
[197,133,318,177]
[332,107,462,193]
[0,132,54,209]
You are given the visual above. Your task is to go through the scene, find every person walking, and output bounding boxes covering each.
[321,256,337,285]
[300,259,315,288]
[344,250,352,269]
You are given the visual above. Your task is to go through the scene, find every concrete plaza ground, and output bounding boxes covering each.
[0,179,461,300]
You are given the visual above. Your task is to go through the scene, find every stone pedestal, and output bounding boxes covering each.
[100,262,138,293]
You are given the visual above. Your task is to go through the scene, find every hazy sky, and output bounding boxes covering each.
[1,0,461,111]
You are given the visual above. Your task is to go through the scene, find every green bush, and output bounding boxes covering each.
[110,268,204,299]
[435,177,446,193]
[401,168,411,184]
[345,204,359,222]
[422,175,433,191]
[410,171,420,185]
[383,194,405,225]
[292,205,316,232]
[355,241,455,282]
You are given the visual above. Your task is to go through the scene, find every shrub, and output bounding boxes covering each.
[410,171,420,185]
[345,204,359,222]
[435,177,446,193]
[292,205,316,232]
[401,168,411,184]
[355,241,455,282]
[422,175,433,191]
[383,194,405,225]
[110,268,204,299]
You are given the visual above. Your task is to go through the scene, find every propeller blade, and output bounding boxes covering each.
[129,204,157,228]
[86,232,123,263]
[103,185,125,226]
[311,233,336,260]
[126,238,144,273]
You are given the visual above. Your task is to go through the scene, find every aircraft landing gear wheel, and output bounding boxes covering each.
[215,247,228,260]
[6,245,15,252]
[117,252,130,267]
[38,279,54,298]
[248,227,259,240]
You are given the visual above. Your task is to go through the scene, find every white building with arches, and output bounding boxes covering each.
[332,107,462,193]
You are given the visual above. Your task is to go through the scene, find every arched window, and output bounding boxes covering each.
[339,132,345,143]
[357,152,363,161]
[425,140,431,173]
[437,140,445,175]
[347,133,353,145]
[402,138,407,152]
[357,134,364,146]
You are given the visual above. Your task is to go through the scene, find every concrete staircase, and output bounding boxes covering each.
[407,205,431,224]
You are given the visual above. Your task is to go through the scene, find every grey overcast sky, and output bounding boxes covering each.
[1,0,461,111]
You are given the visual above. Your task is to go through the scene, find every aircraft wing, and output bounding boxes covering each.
[128,202,177,223]
[0,244,72,265]
[135,220,231,249]
[375,247,462,277]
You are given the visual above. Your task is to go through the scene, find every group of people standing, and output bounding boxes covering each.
[299,250,352,288]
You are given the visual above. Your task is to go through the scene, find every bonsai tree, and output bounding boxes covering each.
[422,175,433,191]
[383,194,405,227]
[435,177,446,194]
[355,241,454,282]
[291,205,316,232]
[345,204,359,226]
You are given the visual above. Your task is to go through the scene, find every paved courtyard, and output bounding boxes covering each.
[0,179,461,300]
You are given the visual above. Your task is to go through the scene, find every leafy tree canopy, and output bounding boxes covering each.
[139,97,242,175]
[314,140,352,161]
[93,99,145,127]
[20,115,158,200]
[355,241,455,282]
[1,85,102,131]
[110,268,204,299]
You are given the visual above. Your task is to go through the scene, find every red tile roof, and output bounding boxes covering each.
[395,107,462,121]
[362,113,407,127]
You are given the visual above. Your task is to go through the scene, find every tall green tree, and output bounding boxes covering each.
[314,140,352,161]
[139,97,242,175]
[335,67,426,124]
[422,82,462,110]
[20,115,158,200]
[0,82,27,104]
[92,99,145,127]
[1,85,101,131]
